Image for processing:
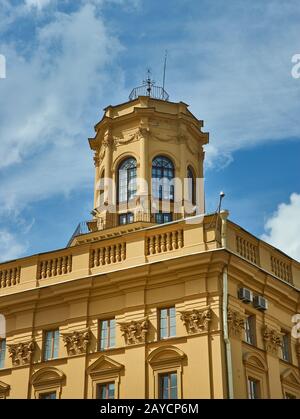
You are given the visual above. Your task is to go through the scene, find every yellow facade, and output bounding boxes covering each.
[0,96,299,399]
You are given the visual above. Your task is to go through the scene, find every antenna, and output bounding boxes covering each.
[162,50,168,93]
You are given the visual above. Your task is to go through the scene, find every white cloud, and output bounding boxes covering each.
[0,2,126,211]
[164,1,300,166]
[25,0,52,10]
[0,230,28,262]
[262,193,300,261]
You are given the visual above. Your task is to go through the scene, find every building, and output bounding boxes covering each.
[0,83,300,399]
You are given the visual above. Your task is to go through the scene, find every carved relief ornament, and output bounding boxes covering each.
[180,307,212,334]
[119,318,149,345]
[262,326,282,355]
[227,309,245,338]
[62,328,90,355]
[8,340,35,366]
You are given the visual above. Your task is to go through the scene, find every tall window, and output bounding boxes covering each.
[159,372,178,399]
[44,330,59,361]
[152,156,174,201]
[247,378,260,399]
[244,315,256,345]
[0,339,5,369]
[118,157,137,203]
[281,332,291,362]
[39,392,56,399]
[159,307,176,339]
[96,382,115,399]
[187,166,196,205]
[99,319,115,351]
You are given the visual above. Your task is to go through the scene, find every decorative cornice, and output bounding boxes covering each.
[180,307,212,334]
[119,317,148,345]
[262,326,282,355]
[62,328,90,355]
[8,340,35,366]
[227,309,245,339]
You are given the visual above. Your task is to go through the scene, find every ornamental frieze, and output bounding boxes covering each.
[62,328,90,355]
[262,326,282,355]
[8,340,35,366]
[119,318,149,345]
[227,309,245,338]
[180,307,212,334]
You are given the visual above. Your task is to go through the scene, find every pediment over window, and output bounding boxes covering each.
[148,346,186,367]
[31,367,66,388]
[243,352,267,372]
[87,355,124,377]
[281,369,300,387]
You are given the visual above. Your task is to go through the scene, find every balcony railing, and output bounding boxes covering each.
[0,215,299,295]
[129,85,169,101]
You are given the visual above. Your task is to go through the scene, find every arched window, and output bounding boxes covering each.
[118,157,137,203]
[187,166,196,205]
[152,156,174,200]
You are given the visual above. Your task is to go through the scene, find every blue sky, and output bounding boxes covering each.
[0,0,300,262]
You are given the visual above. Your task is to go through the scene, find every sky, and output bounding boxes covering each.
[0,0,299,262]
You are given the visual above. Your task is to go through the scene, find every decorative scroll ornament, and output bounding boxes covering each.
[8,340,35,366]
[119,318,149,345]
[263,326,282,354]
[62,328,90,355]
[113,128,145,146]
[180,307,212,334]
[227,309,245,338]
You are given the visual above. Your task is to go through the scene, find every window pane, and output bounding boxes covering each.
[152,156,174,200]
[282,334,290,362]
[39,392,56,399]
[108,383,115,399]
[53,329,59,358]
[44,331,53,361]
[97,383,115,400]
[0,339,5,368]
[118,158,137,203]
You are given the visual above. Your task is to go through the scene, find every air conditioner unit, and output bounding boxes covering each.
[253,295,268,311]
[238,287,253,303]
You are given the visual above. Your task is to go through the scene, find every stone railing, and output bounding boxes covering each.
[145,229,184,256]
[37,255,72,280]
[0,266,21,289]
[236,235,259,264]
[0,214,299,295]
[90,243,126,268]
[270,255,293,284]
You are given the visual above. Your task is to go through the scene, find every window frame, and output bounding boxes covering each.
[187,166,196,205]
[117,157,137,204]
[281,331,291,363]
[159,371,178,399]
[154,212,173,224]
[39,391,57,399]
[96,381,115,400]
[152,155,175,201]
[159,307,176,340]
[43,329,59,361]
[98,319,116,351]
[0,338,6,369]
[119,212,134,226]
[244,315,256,346]
[247,377,260,399]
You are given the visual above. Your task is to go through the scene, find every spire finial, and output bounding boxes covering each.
[143,68,155,97]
